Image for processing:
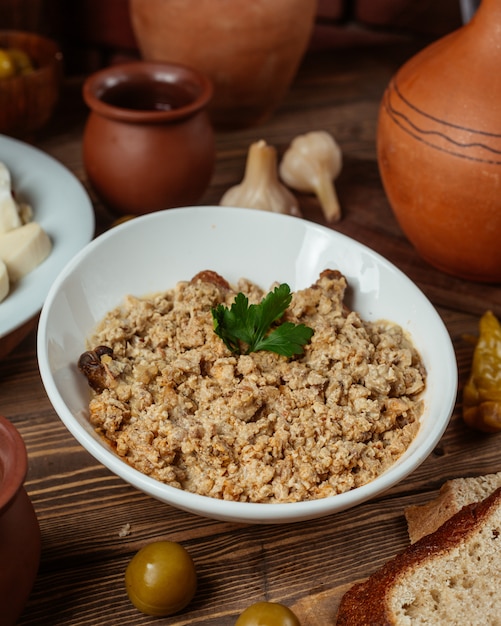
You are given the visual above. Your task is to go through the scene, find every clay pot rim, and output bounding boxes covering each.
[82,61,214,125]
[0,415,27,514]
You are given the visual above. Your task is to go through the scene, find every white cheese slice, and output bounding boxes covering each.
[0,221,52,282]
[0,259,9,302]
[0,168,22,234]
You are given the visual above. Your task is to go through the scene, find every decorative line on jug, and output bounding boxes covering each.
[383,83,501,165]
[393,82,501,137]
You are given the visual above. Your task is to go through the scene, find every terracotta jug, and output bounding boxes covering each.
[129,0,317,130]
[377,0,501,283]
[0,415,41,625]
[82,61,215,216]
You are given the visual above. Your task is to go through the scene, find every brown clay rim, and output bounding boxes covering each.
[0,415,27,514]
[82,61,214,125]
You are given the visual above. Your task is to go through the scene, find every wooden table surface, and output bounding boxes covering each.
[4,42,501,625]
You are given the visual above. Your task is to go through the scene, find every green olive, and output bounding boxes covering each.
[7,48,34,74]
[125,540,197,617]
[0,50,15,79]
[235,601,301,626]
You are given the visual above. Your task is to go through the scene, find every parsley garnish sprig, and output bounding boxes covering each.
[211,283,314,357]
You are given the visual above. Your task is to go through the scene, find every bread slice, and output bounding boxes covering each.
[405,471,501,543]
[335,486,501,625]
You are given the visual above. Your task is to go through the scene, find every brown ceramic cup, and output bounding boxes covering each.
[0,415,41,625]
[82,61,215,216]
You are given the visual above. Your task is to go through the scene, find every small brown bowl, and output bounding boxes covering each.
[0,415,41,625]
[82,61,215,216]
[0,30,63,138]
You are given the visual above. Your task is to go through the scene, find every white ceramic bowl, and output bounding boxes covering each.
[37,207,457,524]
[0,135,94,357]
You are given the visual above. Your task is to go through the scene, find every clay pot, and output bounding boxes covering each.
[0,415,41,625]
[82,61,215,216]
[377,0,501,283]
[129,0,317,130]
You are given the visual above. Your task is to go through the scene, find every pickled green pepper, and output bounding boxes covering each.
[463,310,501,433]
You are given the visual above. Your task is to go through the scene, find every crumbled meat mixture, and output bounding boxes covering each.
[79,269,425,503]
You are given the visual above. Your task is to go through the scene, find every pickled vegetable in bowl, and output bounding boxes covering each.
[0,47,34,79]
[0,30,62,137]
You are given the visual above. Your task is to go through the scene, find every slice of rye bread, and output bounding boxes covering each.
[405,471,501,543]
[335,486,501,625]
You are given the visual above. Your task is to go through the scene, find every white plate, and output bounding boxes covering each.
[38,207,457,524]
[0,134,95,340]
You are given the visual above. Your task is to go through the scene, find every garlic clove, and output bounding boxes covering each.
[279,130,342,222]
[220,139,301,216]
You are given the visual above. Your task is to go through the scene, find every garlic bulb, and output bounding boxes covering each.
[220,140,301,216]
[279,130,342,222]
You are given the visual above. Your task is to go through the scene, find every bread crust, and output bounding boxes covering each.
[335,486,501,625]
[405,471,501,543]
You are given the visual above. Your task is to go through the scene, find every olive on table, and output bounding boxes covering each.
[125,540,197,617]
[235,601,302,626]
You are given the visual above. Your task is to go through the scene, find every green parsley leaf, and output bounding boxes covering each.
[211,283,314,356]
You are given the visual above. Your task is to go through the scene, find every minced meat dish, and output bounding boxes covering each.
[78,269,426,503]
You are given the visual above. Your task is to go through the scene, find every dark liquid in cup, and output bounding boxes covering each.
[101,82,193,112]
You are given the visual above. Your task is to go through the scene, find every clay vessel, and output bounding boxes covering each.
[82,61,215,216]
[0,30,62,139]
[0,415,41,625]
[129,0,317,130]
[377,0,501,282]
